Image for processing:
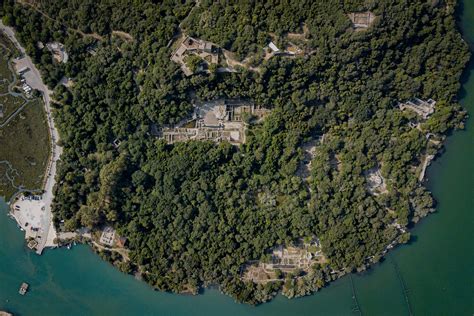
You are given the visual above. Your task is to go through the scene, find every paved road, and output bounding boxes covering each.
[1,21,62,254]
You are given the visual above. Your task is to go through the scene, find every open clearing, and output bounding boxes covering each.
[0,25,51,200]
[0,94,26,124]
[0,34,26,125]
[0,99,50,199]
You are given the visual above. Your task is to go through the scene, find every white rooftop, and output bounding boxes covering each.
[268,42,279,52]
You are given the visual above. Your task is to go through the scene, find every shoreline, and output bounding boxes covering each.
[0,21,62,254]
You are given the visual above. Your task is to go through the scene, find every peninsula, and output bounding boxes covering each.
[0,0,470,305]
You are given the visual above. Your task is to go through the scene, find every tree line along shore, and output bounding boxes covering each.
[0,0,470,304]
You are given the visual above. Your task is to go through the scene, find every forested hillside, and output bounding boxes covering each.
[0,0,469,304]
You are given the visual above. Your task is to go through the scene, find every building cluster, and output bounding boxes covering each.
[398,98,436,119]
[242,238,325,283]
[160,126,241,144]
[45,42,69,63]
[159,99,268,145]
[348,11,375,29]
[170,36,306,76]
[171,36,220,76]
[265,240,321,272]
[265,41,304,59]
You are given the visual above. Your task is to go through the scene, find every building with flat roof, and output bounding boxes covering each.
[159,99,269,145]
[348,11,375,29]
[171,36,220,76]
[99,226,116,247]
[268,42,280,52]
[398,98,436,119]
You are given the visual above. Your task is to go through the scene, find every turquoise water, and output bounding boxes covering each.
[1,2,473,315]
[0,199,355,316]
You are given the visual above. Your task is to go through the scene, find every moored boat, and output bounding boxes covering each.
[18,282,29,295]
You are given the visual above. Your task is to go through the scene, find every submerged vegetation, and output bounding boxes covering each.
[0,0,469,304]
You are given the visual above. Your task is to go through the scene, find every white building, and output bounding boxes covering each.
[268,42,280,53]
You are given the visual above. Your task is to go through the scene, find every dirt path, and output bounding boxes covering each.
[167,0,201,48]
[222,49,261,73]
[287,23,310,41]
[16,0,104,41]
[112,30,134,42]
[92,241,131,262]
[180,0,200,29]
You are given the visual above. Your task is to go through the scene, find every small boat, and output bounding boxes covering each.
[67,244,71,249]
[19,282,29,295]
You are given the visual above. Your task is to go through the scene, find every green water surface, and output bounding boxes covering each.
[1,2,473,315]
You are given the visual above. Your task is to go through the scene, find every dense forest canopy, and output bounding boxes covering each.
[1,0,469,304]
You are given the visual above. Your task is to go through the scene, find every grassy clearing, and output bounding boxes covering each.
[0,94,26,124]
[0,162,18,199]
[0,36,24,123]
[0,99,50,199]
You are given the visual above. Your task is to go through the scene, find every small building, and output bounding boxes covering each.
[99,226,116,247]
[348,11,376,29]
[182,37,200,50]
[59,76,74,88]
[116,237,127,248]
[113,138,122,148]
[268,42,280,53]
[27,239,38,250]
[18,66,29,74]
[398,98,436,119]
